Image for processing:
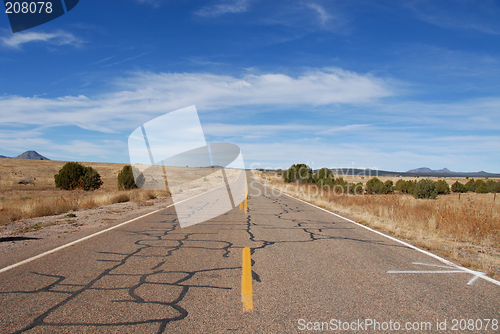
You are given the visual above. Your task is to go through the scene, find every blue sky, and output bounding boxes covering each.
[0,0,499,172]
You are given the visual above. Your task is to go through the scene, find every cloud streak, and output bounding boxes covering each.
[0,68,392,131]
[1,30,83,49]
[195,0,249,17]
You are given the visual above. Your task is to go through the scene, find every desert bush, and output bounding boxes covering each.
[81,166,103,191]
[413,179,437,199]
[384,180,394,193]
[451,181,467,193]
[276,168,283,175]
[314,167,334,187]
[54,162,85,190]
[117,165,139,190]
[395,179,416,194]
[465,178,476,192]
[348,182,364,195]
[365,177,390,194]
[475,180,488,194]
[283,164,313,183]
[435,179,450,195]
[487,180,500,193]
[54,162,103,191]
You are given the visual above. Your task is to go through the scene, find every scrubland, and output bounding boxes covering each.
[253,171,500,279]
[0,159,169,225]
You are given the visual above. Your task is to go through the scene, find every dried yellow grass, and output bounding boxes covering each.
[0,159,170,225]
[254,171,500,279]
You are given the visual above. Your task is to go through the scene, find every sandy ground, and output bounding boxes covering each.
[0,196,173,259]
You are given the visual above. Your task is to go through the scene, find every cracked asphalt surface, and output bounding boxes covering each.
[0,172,499,333]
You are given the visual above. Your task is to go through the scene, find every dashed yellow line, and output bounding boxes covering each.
[241,247,253,312]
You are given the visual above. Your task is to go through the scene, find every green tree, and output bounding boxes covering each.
[81,166,103,191]
[54,162,85,190]
[282,164,313,183]
[365,177,386,194]
[413,179,437,199]
[117,165,143,190]
[487,180,500,193]
[465,178,476,192]
[384,180,394,194]
[314,167,334,187]
[395,179,416,194]
[54,162,102,191]
[276,168,283,176]
[435,180,450,195]
[474,180,488,194]
[451,181,467,193]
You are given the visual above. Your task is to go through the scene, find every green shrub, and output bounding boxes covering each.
[282,164,313,183]
[451,181,467,193]
[465,178,476,192]
[276,168,283,176]
[395,179,416,194]
[384,180,394,193]
[487,180,500,193]
[435,180,450,195]
[365,177,388,194]
[117,165,143,190]
[81,166,103,191]
[465,178,490,193]
[475,180,488,194]
[349,182,364,195]
[54,162,85,190]
[314,167,334,187]
[54,162,102,191]
[413,179,437,199]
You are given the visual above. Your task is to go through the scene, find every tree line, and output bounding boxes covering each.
[278,164,500,200]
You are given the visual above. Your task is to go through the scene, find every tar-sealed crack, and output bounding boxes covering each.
[1,221,239,333]
[1,179,391,333]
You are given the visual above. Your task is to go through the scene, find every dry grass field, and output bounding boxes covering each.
[0,159,169,225]
[254,171,500,279]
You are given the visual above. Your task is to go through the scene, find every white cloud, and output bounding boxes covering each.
[0,68,392,132]
[306,3,331,26]
[407,1,500,35]
[195,0,249,17]
[1,30,83,49]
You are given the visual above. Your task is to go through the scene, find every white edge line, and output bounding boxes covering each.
[0,208,164,274]
[0,171,247,275]
[257,181,500,287]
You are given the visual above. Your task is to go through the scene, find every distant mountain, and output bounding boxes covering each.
[406,167,453,174]
[13,150,50,160]
[313,167,500,178]
[0,155,9,159]
[404,167,498,177]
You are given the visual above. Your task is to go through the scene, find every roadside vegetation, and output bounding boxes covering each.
[0,160,169,225]
[255,165,500,278]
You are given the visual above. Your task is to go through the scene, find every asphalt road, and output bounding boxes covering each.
[0,172,499,333]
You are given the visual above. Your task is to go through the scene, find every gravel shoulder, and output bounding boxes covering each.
[0,196,173,269]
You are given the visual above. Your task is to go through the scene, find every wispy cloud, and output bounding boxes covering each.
[101,51,152,68]
[195,0,249,17]
[406,0,500,35]
[133,0,164,8]
[1,30,83,49]
[306,3,331,26]
[0,68,391,132]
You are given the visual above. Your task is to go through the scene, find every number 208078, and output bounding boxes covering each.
[5,2,53,14]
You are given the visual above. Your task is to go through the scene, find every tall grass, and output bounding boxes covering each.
[256,172,500,277]
[0,189,168,225]
[273,178,500,245]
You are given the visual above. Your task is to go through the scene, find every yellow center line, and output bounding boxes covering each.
[241,247,253,312]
